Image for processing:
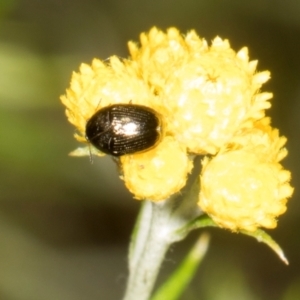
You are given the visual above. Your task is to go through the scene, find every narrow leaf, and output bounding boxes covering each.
[178,214,288,264]
[240,228,288,265]
[151,233,210,300]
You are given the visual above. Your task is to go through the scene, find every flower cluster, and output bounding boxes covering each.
[61,27,293,231]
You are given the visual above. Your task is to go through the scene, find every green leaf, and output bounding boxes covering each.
[240,228,288,265]
[178,215,288,264]
[151,233,210,300]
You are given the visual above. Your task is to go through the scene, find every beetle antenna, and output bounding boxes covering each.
[88,143,94,164]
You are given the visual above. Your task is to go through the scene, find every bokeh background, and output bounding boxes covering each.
[0,0,299,299]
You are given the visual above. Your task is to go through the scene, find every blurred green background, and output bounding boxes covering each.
[0,0,299,299]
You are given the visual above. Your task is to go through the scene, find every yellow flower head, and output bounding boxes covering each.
[198,121,294,231]
[129,27,272,154]
[121,136,193,200]
[60,27,289,206]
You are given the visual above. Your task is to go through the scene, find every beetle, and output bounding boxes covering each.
[85,104,163,156]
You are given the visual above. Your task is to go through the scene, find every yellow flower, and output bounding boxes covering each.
[129,27,272,154]
[228,117,288,162]
[61,57,157,147]
[121,136,193,201]
[198,122,293,231]
[60,27,281,202]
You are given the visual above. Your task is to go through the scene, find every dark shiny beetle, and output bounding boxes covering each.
[85,104,162,156]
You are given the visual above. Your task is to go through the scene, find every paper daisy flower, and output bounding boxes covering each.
[60,27,289,204]
[198,119,294,231]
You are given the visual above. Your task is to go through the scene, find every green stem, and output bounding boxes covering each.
[123,174,202,300]
[123,200,174,300]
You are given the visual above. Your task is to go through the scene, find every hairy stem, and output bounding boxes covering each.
[123,200,174,300]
